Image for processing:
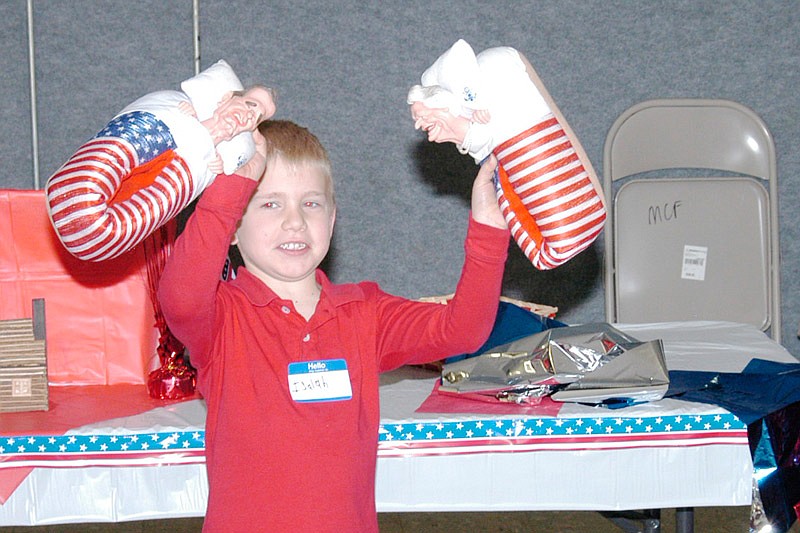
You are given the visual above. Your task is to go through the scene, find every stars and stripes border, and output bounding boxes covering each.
[0,412,746,467]
[0,431,206,469]
[377,412,747,457]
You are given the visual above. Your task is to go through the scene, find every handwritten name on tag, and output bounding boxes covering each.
[288,359,353,403]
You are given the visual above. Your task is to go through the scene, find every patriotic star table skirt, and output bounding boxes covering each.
[1,321,797,522]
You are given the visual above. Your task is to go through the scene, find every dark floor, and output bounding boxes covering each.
[2,507,799,532]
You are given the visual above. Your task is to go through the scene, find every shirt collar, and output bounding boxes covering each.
[230,267,364,308]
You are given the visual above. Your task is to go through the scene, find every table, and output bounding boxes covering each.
[0,321,795,527]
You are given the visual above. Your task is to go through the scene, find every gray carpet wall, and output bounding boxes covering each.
[2,1,799,356]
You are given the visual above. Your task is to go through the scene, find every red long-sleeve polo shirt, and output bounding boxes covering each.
[158,174,509,532]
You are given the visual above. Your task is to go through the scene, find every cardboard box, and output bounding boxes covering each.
[0,300,48,413]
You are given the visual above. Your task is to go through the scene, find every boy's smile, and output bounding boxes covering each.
[279,242,308,251]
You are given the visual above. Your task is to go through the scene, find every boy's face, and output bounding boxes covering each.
[234,157,335,291]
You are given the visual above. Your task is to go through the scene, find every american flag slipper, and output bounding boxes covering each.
[409,40,606,269]
[45,60,260,261]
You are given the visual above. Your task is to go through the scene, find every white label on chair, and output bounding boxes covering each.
[681,245,708,281]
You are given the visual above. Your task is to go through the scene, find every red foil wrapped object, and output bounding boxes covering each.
[144,224,197,400]
[147,331,196,400]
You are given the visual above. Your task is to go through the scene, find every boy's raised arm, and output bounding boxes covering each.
[157,132,267,360]
[376,156,510,369]
[157,176,253,357]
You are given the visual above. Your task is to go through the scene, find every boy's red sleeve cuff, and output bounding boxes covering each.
[465,214,511,262]
[196,174,258,214]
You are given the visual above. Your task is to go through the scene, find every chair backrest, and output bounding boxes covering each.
[603,99,780,341]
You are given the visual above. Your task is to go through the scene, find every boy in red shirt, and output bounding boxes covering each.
[158,120,509,532]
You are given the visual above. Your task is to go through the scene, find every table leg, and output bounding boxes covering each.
[600,509,661,532]
[675,507,694,533]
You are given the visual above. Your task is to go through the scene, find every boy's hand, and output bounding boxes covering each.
[470,155,507,229]
[236,129,268,182]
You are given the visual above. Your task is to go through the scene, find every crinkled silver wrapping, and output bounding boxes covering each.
[441,323,669,404]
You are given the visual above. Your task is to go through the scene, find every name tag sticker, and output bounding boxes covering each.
[288,359,353,403]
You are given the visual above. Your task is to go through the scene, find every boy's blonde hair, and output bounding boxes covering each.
[259,120,334,200]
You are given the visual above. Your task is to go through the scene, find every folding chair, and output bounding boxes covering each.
[603,99,780,342]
